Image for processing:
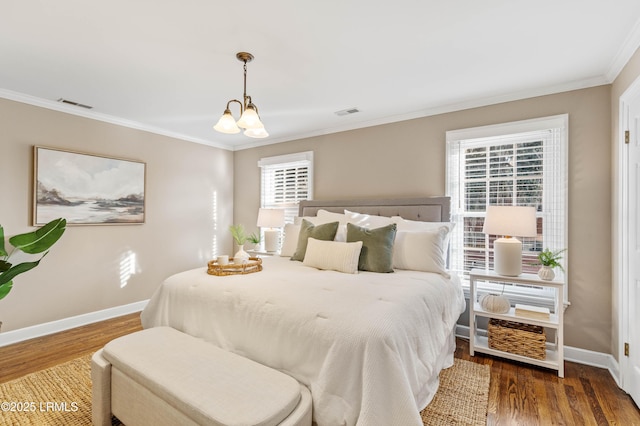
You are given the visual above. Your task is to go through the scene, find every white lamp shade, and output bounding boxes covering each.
[257,208,285,228]
[482,206,537,237]
[483,205,537,277]
[244,127,269,138]
[236,105,263,129]
[213,110,240,134]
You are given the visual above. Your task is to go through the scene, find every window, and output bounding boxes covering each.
[446,115,568,304]
[258,151,314,224]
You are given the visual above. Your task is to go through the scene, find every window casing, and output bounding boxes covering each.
[446,115,568,306]
[258,151,314,225]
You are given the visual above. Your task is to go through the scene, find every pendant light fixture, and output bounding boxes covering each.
[214,52,269,139]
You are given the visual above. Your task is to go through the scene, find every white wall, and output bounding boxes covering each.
[0,98,235,332]
[234,85,613,355]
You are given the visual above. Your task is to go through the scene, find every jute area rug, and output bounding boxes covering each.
[0,354,489,425]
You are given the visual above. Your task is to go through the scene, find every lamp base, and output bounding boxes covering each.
[263,229,280,253]
[494,237,522,276]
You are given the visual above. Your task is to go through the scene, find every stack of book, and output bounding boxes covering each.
[514,304,550,320]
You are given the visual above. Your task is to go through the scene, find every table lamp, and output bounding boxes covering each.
[257,208,285,252]
[482,206,537,276]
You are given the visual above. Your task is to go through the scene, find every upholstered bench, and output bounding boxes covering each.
[91,326,312,426]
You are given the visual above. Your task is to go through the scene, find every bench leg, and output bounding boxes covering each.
[91,349,112,426]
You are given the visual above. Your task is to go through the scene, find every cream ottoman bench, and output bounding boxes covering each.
[91,326,312,426]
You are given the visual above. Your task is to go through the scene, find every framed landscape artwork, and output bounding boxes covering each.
[33,146,146,225]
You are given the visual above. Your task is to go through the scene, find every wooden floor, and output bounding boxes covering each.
[0,313,638,425]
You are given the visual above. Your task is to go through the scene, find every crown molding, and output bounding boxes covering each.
[0,89,233,151]
[233,76,608,151]
[0,71,616,153]
[606,16,640,82]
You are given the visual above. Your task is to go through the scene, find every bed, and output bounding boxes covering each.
[141,197,466,426]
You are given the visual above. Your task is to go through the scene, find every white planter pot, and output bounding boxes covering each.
[537,266,555,281]
[234,245,250,264]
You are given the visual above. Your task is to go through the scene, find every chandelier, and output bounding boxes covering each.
[213,52,268,139]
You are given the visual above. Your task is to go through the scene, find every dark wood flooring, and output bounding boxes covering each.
[0,312,638,425]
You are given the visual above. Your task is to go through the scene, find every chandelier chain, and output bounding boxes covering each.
[213,51,268,138]
[243,61,248,107]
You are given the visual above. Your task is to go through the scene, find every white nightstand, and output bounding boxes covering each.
[469,268,565,377]
[247,249,278,257]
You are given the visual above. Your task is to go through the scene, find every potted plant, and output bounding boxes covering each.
[247,232,261,250]
[0,218,67,329]
[229,224,250,263]
[537,248,566,280]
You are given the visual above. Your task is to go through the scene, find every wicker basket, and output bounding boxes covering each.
[207,257,263,276]
[488,319,546,360]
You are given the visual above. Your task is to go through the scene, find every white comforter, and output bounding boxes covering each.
[141,256,465,426]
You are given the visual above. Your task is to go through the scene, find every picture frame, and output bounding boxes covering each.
[33,146,146,225]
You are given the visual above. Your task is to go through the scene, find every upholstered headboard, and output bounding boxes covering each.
[298,197,451,222]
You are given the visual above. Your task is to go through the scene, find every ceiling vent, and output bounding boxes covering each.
[334,107,360,117]
[57,98,93,109]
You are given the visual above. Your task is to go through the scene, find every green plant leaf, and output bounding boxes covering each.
[0,256,44,286]
[229,224,247,245]
[0,260,11,272]
[0,225,6,257]
[0,280,13,300]
[537,248,566,271]
[248,232,261,244]
[8,218,66,254]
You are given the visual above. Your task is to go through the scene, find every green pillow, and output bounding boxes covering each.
[346,222,397,273]
[291,219,340,261]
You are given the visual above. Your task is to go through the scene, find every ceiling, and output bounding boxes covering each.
[2,1,640,151]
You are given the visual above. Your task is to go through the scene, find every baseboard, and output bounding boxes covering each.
[0,300,148,348]
[455,324,621,385]
[564,345,621,387]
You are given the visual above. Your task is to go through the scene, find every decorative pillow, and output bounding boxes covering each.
[303,238,363,274]
[295,213,348,242]
[392,229,451,278]
[346,223,397,273]
[391,216,455,261]
[345,209,396,229]
[291,219,340,261]
[280,224,301,257]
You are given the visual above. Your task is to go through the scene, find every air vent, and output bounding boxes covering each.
[57,98,93,109]
[334,107,360,117]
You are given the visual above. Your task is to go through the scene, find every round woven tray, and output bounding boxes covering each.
[207,257,263,276]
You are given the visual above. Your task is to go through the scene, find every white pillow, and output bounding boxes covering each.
[280,224,301,257]
[316,209,349,224]
[391,216,454,259]
[345,209,395,229]
[303,238,363,274]
[391,216,455,233]
[393,230,451,278]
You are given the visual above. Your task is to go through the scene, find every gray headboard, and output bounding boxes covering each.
[298,197,451,222]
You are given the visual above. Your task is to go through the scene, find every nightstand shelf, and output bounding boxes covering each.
[469,268,565,377]
[472,304,560,328]
[247,249,277,257]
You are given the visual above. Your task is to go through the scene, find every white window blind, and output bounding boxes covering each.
[446,115,568,305]
[258,151,314,224]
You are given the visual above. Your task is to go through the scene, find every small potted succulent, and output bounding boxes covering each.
[537,248,566,281]
[246,232,261,250]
